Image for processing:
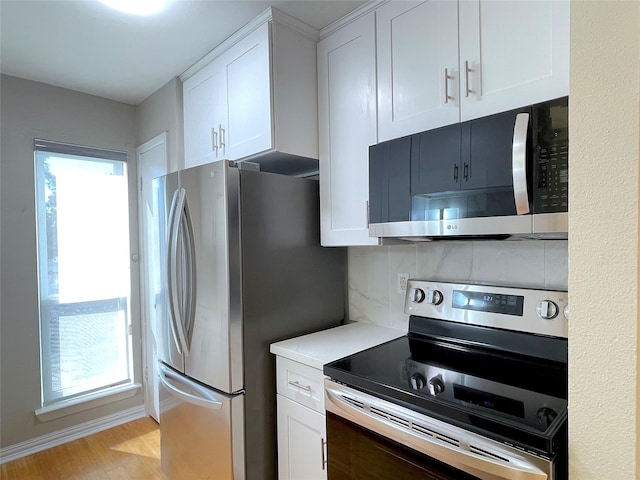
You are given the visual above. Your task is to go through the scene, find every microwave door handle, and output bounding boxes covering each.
[512,113,531,215]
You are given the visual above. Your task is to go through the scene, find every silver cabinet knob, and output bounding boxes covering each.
[426,289,443,305]
[537,300,559,319]
[409,288,425,303]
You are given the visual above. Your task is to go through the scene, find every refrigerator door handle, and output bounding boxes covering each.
[166,189,183,355]
[169,187,191,357]
[159,364,224,410]
[179,195,197,351]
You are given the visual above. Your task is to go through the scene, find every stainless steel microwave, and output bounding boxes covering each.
[368,97,568,241]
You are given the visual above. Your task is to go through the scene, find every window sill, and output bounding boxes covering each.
[35,383,142,422]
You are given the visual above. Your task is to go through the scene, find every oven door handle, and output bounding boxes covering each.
[325,384,548,480]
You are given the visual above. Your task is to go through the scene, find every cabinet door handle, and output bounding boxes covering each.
[453,164,459,182]
[444,68,454,104]
[219,124,226,148]
[321,438,327,470]
[211,128,218,150]
[463,162,469,181]
[464,60,475,97]
[288,380,312,392]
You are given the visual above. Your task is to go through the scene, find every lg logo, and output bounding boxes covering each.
[446,224,458,230]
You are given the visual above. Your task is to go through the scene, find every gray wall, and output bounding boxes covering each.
[0,74,142,447]
[135,77,183,172]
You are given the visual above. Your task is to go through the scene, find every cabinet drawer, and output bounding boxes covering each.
[276,357,324,413]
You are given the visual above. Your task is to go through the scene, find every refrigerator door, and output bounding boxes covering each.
[179,161,244,393]
[159,363,245,479]
[155,172,184,373]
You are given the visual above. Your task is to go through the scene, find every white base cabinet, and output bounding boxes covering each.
[275,356,327,480]
[182,8,319,172]
[277,395,327,480]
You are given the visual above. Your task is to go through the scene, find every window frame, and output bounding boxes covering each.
[33,139,139,414]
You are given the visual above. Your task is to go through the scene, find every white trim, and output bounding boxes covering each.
[137,131,169,422]
[180,6,319,82]
[35,383,142,422]
[318,0,389,39]
[0,405,147,464]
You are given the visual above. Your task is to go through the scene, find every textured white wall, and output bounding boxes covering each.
[569,2,640,479]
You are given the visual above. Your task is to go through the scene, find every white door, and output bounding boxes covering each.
[458,0,570,121]
[224,22,272,160]
[137,132,168,421]
[318,11,379,246]
[183,62,226,168]
[277,395,327,480]
[376,0,460,141]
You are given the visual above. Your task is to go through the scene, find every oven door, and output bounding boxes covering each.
[325,379,554,480]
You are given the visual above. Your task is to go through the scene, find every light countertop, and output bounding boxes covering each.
[270,322,404,370]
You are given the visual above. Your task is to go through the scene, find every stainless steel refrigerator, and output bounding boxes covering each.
[153,160,345,479]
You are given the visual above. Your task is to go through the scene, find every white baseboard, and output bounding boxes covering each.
[0,405,147,464]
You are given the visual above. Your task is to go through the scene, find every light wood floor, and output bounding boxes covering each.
[1,417,163,480]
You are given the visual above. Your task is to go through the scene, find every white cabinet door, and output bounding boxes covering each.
[318,12,379,246]
[277,394,327,480]
[183,62,226,169]
[225,22,273,161]
[459,0,569,121]
[376,0,460,141]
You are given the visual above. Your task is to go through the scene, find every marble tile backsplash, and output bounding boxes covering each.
[348,240,568,331]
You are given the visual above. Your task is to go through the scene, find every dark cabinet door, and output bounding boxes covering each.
[463,108,529,191]
[411,123,461,196]
[369,136,411,224]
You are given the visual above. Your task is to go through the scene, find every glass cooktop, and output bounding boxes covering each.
[324,333,568,456]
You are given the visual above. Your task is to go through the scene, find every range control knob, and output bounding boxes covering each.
[537,300,559,319]
[426,289,443,305]
[428,376,445,396]
[536,407,558,429]
[410,373,426,390]
[409,288,426,303]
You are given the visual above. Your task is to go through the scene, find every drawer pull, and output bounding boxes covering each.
[288,380,312,392]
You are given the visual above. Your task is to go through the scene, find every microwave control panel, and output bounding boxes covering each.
[533,99,569,214]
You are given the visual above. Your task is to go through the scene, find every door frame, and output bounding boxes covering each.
[137,132,168,421]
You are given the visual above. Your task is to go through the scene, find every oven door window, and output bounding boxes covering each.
[327,412,480,480]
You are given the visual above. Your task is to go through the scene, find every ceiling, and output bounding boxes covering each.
[0,0,365,105]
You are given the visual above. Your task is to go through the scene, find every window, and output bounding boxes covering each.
[34,139,134,408]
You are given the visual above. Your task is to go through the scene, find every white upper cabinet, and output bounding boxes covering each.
[182,9,319,171]
[183,61,226,167]
[376,0,569,141]
[376,1,460,142]
[318,11,379,246]
[458,0,569,122]
[223,23,272,161]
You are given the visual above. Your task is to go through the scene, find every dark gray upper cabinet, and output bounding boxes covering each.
[410,108,530,196]
[411,124,461,196]
[369,136,412,224]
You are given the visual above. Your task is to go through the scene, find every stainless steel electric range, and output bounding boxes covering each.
[324,280,568,480]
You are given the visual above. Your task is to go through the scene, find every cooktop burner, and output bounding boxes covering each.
[324,280,569,457]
